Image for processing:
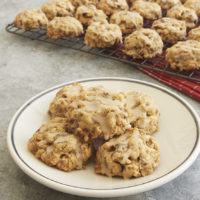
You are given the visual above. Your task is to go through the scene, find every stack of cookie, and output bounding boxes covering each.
[14,0,200,70]
[28,83,160,179]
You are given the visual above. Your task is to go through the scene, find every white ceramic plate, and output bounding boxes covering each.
[7,78,200,198]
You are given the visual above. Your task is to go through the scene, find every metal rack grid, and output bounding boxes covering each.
[6,23,200,82]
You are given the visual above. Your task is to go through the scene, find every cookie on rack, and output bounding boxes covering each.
[75,5,107,26]
[184,0,200,17]
[70,0,98,8]
[166,40,200,71]
[124,28,163,59]
[188,27,200,42]
[84,20,122,48]
[167,5,198,28]
[149,0,181,10]
[14,8,48,30]
[110,11,143,34]
[28,117,93,172]
[95,128,160,179]
[98,0,129,16]
[130,1,162,20]
[152,17,187,43]
[47,16,83,39]
[125,91,160,134]
[42,0,74,20]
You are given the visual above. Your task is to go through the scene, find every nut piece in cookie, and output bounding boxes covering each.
[42,0,74,20]
[75,5,107,26]
[125,91,160,134]
[28,117,93,172]
[47,16,83,39]
[130,1,162,20]
[167,5,198,28]
[110,11,143,34]
[84,21,122,48]
[149,0,181,10]
[166,40,200,71]
[184,0,200,17]
[152,17,186,44]
[98,0,129,16]
[14,8,48,30]
[70,0,98,8]
[188,27,200,42]
[95,128,160,179]
[124,28,163,59]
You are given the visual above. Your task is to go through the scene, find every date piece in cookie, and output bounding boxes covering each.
[166,40,200,71]
[124,28,163,59]
[28,117,92,172]
[95,128,160,179]
[98,0,129,16]
[42,0,74,20]
[14,8,48,30]
[152,17,186,43]
[149,0,181,10]
[184,0,200,17]
[167,5,198,28]
[130,1,162,20]
[47,16,83,39]
[75,5,107,26]
[70,0,98,8]
[188,27,200,42]
[110,11,143,34]
[84,21,122,48]
[125,91,160,134]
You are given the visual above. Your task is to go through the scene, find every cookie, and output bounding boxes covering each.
[47,16,83,39]
[70,0,98,8]
[75,5,107,26]
[188,27,200,42]
[130,1,162,20]
[14,8,48,30]
[149,0,181,10]
[166,40,200,70]
[95,128,160,179]
[110,11,143,34]
[124,28,163,59]
[184,0,200,17]
[152,17,186,43]
[42,0,74,20]
[167,5,198,28]
[28,117,93,172]
[125,91,160,134]
[84,21,122,48]
[98,0,129,16]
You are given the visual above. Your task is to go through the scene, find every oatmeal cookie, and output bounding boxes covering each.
[75,5,107,26]
[47,16,83,39]
[166,40,200,70]
[130,1,162,20]
[184,0,200,17]
[188,27,200,42]
[124,28,163,59]
[95,128,160,179]
[70,0,98,8]
[125,91,160,134]
[167,5,198,28]
[14,8,48,30]
[152,17,186,43]
[28,117,92,172]
[84,21,122,48]
[98,0,129,16]
[149,0,181,10]
[42,0,74,20]
[110,11,143,34]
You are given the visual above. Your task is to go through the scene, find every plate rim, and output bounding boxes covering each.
[7,77,200,198]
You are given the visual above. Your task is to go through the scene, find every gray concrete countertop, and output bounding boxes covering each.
[0,1,200,199]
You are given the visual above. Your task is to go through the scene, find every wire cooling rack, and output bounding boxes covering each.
[6,23,200,82]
